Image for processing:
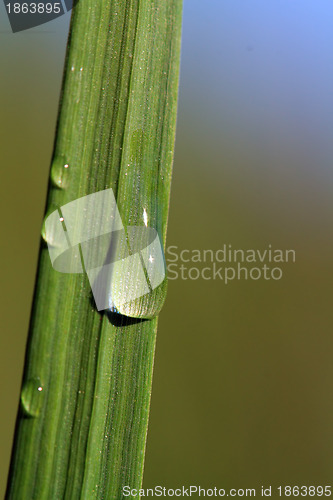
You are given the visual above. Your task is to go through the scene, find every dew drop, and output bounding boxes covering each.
[41,203,61,245]
[110,277,167,319]
[50,155,70,189]
[89,226,168,319]
[21,377,44,418]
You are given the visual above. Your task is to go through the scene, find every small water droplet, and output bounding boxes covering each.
[21,377,44,417]
[50,155,70,189]
[41,203,61,245]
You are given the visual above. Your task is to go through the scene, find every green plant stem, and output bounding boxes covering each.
[6,0,182,498]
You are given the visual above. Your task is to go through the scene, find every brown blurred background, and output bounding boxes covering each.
[1,1,333,497]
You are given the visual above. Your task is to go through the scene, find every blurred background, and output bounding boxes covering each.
[0,0,332,497]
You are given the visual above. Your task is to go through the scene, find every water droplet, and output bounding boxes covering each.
[111,278,167,319]
[50,155,70,189]
[21,377,44,417]
[41,203,61,245]
[89,226,167,319]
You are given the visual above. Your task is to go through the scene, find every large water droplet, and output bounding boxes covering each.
[21,377,44,418]
[86,226,167,319]
[50,156,70,189]
[110,276,168,319]
[111,226,167,318]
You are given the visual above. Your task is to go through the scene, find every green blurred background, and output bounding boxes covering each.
[1,1,332,497]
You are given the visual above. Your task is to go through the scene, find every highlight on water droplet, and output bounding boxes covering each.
[21,377,44,418]
[50,155,70,189]
[143,208,148,227]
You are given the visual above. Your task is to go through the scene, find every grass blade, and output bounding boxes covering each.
[6,0,182,498]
